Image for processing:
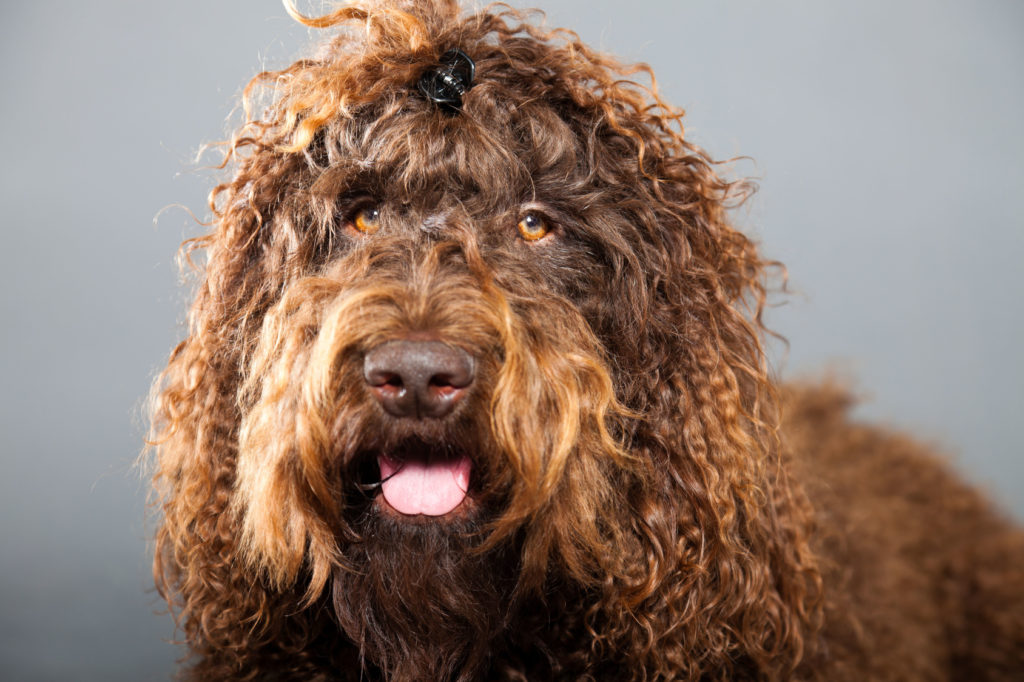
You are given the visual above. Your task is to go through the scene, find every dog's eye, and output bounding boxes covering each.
[517,213,550,242]
[350,206,381,235]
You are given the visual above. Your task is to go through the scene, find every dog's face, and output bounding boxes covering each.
[232,82,642,673]
[230,28,658,675]
[152,2,814,679]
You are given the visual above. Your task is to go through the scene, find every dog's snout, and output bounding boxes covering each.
[363,340,475,419]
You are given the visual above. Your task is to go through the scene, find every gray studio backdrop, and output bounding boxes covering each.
[1,1,1021,679]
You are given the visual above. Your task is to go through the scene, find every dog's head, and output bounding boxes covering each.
[151,1,821,679]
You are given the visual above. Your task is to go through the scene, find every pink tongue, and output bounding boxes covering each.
[378,453,471,516]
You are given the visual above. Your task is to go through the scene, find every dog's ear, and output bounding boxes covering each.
[145,152,322,668]
[554,88,824,674]
[146,71,346,671]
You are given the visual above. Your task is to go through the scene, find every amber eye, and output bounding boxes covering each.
[351,205,381,234]
[517,213,550,241]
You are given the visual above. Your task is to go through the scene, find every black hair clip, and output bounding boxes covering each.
[418,49,476,111]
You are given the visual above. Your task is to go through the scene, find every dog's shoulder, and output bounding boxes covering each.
[781,381,1024,680]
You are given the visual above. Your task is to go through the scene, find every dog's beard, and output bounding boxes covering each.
[332,507,517,682]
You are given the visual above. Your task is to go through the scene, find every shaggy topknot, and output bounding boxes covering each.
[148,2,1024,680]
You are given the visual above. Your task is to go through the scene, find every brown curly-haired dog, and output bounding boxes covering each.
[148,1,1024,679]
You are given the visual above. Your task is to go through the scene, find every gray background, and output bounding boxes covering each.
[1,1,1021,679]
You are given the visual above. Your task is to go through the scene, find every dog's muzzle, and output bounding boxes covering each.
[363,339,476,516]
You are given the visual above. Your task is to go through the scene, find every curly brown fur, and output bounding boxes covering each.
[147,1,1024,680]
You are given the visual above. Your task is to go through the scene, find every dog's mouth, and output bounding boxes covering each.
[374,442,473,517]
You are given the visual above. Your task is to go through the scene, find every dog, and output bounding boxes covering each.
[148,1,1024,679]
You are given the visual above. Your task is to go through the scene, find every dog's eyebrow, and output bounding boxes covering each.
[319,166,388,202]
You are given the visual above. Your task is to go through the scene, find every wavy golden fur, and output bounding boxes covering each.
[148,1,1024,679]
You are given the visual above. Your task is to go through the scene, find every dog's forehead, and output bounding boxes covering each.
[325,84,589,212]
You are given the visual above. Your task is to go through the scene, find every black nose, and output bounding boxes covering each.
[363,340,475,419]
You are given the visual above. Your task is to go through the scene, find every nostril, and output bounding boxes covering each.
[367,371,404,389]
[429,361,474,391]
[428,373,459,389]
[429,376,461,400]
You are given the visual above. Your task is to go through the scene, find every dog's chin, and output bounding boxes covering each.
[333,492,516,681]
